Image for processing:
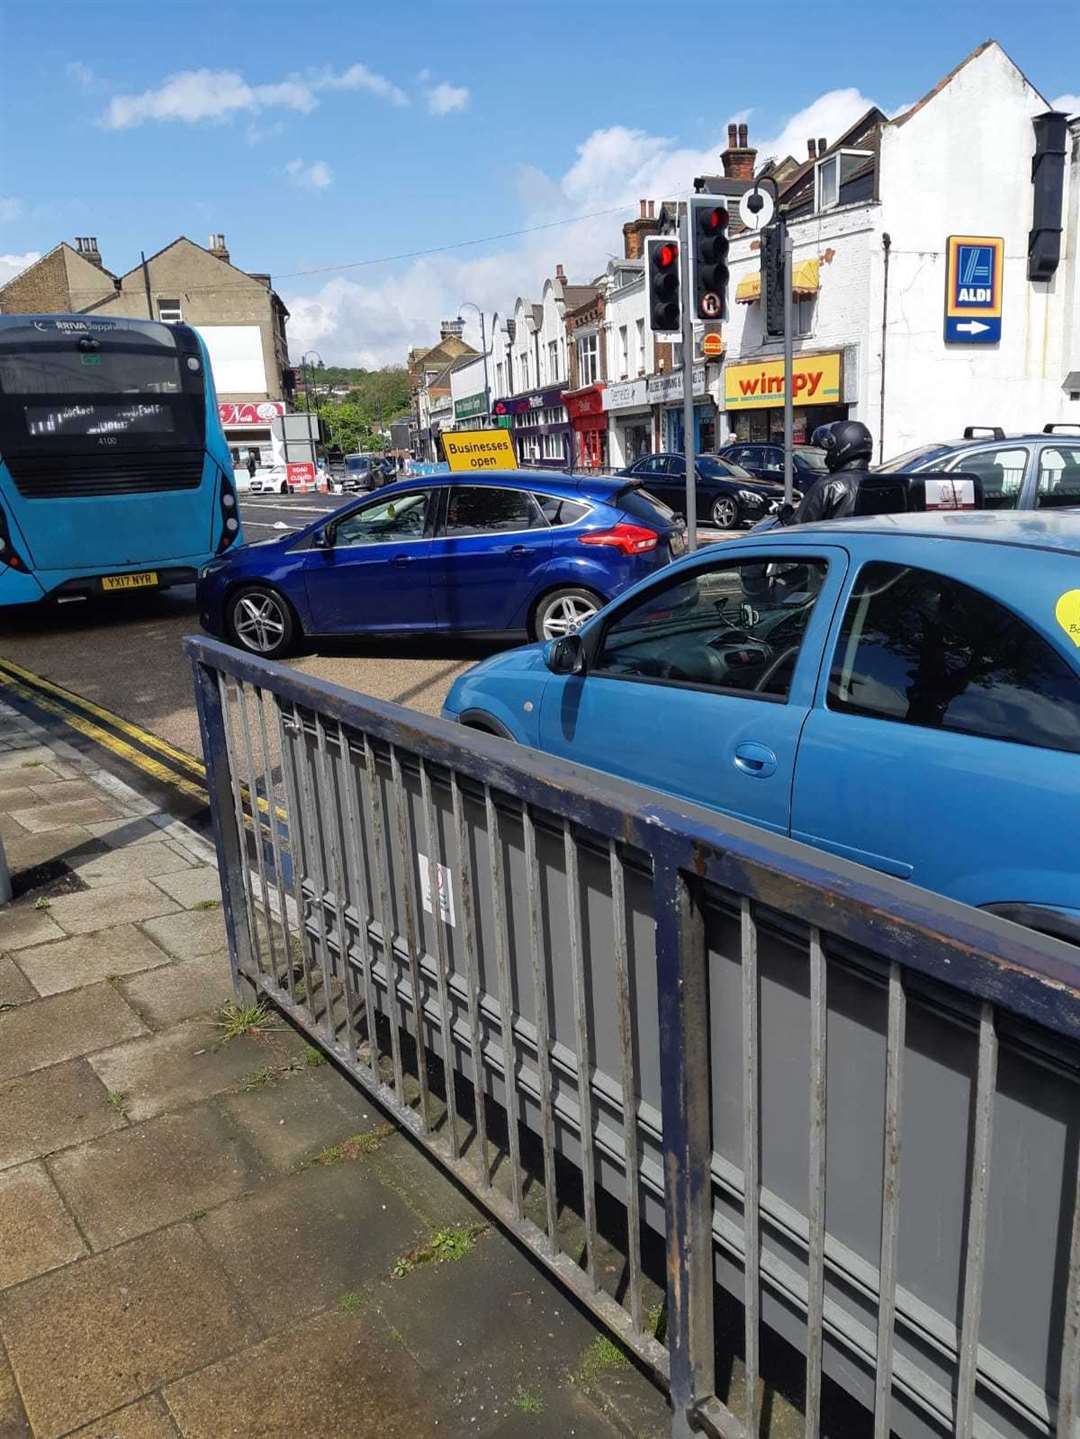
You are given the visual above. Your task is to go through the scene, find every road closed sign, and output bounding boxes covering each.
[442,428,517,472]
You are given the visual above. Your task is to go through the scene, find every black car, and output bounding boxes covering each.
[715,441,830,487]
[619,452,797,529]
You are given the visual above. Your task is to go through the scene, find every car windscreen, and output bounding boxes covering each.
[345,456,372,473]
[617,486,675,522]
[699,458,753,480]
[876,443,951,473]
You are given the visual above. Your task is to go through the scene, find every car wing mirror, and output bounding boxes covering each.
[311,527,331,549]
[544,634,585,676]
[776,501,797,526]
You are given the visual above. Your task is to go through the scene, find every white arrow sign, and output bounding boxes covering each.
[956,320,990,335]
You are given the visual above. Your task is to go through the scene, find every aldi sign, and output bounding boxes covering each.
[944,236,1003,344]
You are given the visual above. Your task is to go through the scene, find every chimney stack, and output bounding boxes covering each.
[74,236,104,270]
[555,262,565,281]
[721,124,758,181]
[807,138,817,160]
[621,201,660,260]
[208,233,230,263]
[818,138,827,156]
[440,317,465,341]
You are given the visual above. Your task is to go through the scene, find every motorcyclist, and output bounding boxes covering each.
[793,420,874,523]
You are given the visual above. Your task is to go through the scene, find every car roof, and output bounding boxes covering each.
[757,509,1080,554]
[393,468,628,500]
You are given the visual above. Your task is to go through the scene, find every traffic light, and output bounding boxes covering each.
[762,221,786,338]
[645,235,681,335]
[689,197,730,322]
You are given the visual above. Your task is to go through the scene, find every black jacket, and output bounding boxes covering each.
[792,460,871,523]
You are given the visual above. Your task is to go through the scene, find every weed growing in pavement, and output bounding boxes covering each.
[20,760,43,768]
[304,1125,395,1168]
[337,1290,365,1314]
[293,979,307,1002]
[303,1045,326,1067]
[106,1091,129,1118]
[32,896,51,911]
[240,1065,278,1091]
[648,1300,667,1343]
[192,898,221,911]
[512,1388,544,1415]
[575,1334,629,1386]
[392,1222,486,1279]
[186,1208,208,1222]
[214,1000,277,1041]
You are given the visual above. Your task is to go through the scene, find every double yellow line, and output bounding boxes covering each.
[0,655,209,804]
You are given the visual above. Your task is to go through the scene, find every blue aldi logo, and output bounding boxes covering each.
[944,235,1003,343]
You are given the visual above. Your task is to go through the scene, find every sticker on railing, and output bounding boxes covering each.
[418,852,456,926]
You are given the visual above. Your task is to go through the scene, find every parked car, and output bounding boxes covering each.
[342,453,381,492]
[618,452,798,529]
[198,470,685,659]
[248,466,289,495]
[443,509,1080,942]
[877,424,1080,509]
[715,441,830,487]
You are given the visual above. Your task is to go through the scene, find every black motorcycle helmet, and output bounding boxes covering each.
[809,422,835,449]
[821,419,873,471]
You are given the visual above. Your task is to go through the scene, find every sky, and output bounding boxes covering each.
[1,0,1078,369]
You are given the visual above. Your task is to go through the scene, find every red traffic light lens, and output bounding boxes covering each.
[656,242,678,269]
[705,206,727,232]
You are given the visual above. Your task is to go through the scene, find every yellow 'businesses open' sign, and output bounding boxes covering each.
[442,429,517,472]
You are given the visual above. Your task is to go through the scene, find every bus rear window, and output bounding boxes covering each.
[0,351,182,396]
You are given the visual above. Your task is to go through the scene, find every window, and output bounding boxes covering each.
[577,333,599,387]
[520,352,530,390]
[828,562,1080,753]
[157,299,183,323]
[334,491,429,546]
[1036,445,1080,509]
[943,447,1027,509]
[618,326,629,378]
[445,486,544,535]
[535,494,589,525]
[495,362,505,395]
[635,319,645,375]
[815,150,871,211]
[593,557,827,699]
[548,340,559,384]
[795,294,815,337]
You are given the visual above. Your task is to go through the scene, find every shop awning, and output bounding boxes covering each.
[735,258,820,304]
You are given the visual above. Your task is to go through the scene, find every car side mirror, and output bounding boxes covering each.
[311,527,331,549]
[776,501,797,526]
[544,634,585,675]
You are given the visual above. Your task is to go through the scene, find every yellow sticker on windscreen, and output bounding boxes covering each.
[1054,590,1080,646]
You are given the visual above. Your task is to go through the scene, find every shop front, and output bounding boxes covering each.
[721,350,848,443]
[646,367,715,454]
[604,380,651,469]
[492,387,571,468]
[564,384,607,470]
[452,391,488,430]
[219,400,286,470]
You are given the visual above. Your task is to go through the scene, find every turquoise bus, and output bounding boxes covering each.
[0,314,242,607]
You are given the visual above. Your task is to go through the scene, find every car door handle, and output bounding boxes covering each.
[733,742,778,778]
[391,554,411,566]
[504,544,529,556]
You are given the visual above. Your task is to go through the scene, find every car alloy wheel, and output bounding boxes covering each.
[535,589,601,641]
[711,496,740,528]
[230,589,291,656]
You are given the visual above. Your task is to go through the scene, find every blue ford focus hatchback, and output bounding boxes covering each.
[198,470,684,657]
[443,510,1080,943]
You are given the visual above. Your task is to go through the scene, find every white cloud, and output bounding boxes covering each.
[285,158,333,190]
[1053,93,1080,116]
[66,60,96,90]
[0,252,40,287]
[101,62,407,129]
[0,197,21,224]
[426,81,470,116]
[282,87,880,366]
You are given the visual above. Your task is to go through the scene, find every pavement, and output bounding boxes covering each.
[0,699,674,1438]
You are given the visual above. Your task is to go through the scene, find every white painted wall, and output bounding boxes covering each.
[196,325,267,395]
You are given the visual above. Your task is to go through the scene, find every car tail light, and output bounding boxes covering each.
[0,508,27,571]
[579,523,659,555]
[217,477,241,554]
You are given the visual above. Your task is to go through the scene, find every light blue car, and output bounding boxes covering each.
[443,511,1080,944]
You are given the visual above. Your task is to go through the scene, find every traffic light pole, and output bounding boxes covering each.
[782,225,795,506]
[679,209,698,551]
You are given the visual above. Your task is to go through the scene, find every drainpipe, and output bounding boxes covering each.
[878,232,891,464]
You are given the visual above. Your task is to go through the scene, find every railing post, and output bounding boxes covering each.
[655,852,715,1437]
[190,655,258,1002]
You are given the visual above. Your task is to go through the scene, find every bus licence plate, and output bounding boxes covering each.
[101,571,158,592]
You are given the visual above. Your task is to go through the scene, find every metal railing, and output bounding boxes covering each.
[188,634,1080,1439]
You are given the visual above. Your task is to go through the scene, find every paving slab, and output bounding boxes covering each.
[83,817,169,848]
[196,1159,418,1330]
[26,781,102,807]
[219,1064,376,1172]
[150,867,223,910]
[0,1224,262,1439]
[459,1376,623,1437]
[15,925,172,998]
[0,1059,126,1171]
[2,826,98,875]
[367,1128,483,1228]
[87,1018,303,1122]
[162,1307,439,1438]
[73,842,194,887]
[7,799,122,834]
[44,880,180,937]
[0,789,39,814]
[0,1162,86,1289]
[118,952,234,1029]
[0,984,146,1084]
[0,956,36,1009]
[0,1347,30,1439]
[63,1394,179,1439]
[0,746,60,772]
[141,909,228,961]
[0,905,67,952]
[49,1105,269,1252]
[0,812,27,846]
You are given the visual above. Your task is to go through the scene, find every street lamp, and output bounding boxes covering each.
[301,350,323,473]
[741,176,795,506]
[457,302,490,426]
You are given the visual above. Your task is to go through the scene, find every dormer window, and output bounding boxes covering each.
[815,150,872,211]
